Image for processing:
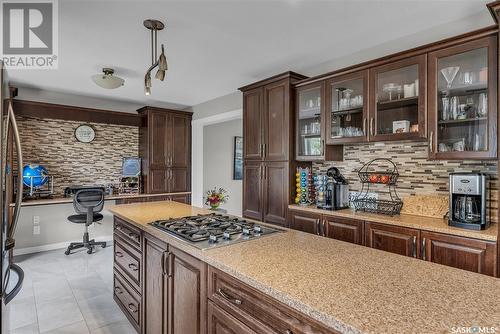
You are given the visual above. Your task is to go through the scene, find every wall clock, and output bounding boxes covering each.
[74,124,96,143]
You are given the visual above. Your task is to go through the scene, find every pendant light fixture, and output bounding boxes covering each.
[91,68,125,89]
[144,19,168,96]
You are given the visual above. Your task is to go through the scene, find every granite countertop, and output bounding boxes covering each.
[289,204,498,242]
[14,191,191,207]
[109,201,500,334]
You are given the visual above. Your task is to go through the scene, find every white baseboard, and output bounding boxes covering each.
[13,235,113,256]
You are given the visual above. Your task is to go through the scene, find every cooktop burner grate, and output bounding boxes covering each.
[150,213,256,242]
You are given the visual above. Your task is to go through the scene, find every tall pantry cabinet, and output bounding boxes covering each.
[138,106,192,198]
[239,72,307,226]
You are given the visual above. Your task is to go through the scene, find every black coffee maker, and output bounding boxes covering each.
[448,173,488,230]
[326,167,349,210]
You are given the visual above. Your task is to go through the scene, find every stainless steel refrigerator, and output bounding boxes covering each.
[1,60,24,332]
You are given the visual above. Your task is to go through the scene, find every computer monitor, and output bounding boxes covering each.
[122,157,141,177]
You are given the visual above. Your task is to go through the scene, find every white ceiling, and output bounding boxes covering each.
[8,0,495,109]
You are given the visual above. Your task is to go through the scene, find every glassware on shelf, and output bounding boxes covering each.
[440,66,460,89]
[477,93,488,117]
[441,97,450,121]
[450,96,459,120]
[382,83,402,101]
[459,71,477,85]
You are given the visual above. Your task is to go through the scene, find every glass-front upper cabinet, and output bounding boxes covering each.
[428,36,497,159]
[296,82,325,160]
[326,70,368,144]
[369,55,427,141]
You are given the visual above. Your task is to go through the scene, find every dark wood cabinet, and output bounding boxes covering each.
[428,35,497,160]
[323,216,364,245]
[169,246,207,334]
[421,231,497,276]
[113,218,143,334]
[169,168,190,193]
[138,106,192,194]
[325,70,369,145]
[143,234,207,334]
[365,221,419,258]
[242,161,263,221]
[208,267,337,334]
[369,54,427,142]
[144,236,168,334]
[240,72,306,224]
[263,80,292,161]
[170,113,191,168]
[208,301,255,334]
[262,161,289,226]
[288,209,320,235]
[242,87,263,161]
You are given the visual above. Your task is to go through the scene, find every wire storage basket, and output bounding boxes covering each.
[352,158,403,216]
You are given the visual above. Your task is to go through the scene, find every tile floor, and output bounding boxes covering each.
[6,245,136,334]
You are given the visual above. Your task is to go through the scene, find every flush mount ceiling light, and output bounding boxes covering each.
[144,19,168,96]
[91,68,125,89]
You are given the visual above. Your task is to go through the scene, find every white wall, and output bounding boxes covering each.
[189,92,242,120]
[203,119,243,216]
[14,202,116,255]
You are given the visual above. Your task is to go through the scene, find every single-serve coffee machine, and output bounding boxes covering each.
[315,167,349,210]
[449,173,488,230]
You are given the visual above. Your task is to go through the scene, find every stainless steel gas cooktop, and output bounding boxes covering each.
[149,213,282,249]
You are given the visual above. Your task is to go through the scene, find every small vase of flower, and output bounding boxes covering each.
[205,187,229,210]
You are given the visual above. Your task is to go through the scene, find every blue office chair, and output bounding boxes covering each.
[65,188,107,255]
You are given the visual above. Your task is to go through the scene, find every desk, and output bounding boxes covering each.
[12,192,191,207]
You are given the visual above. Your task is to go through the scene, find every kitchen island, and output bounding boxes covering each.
[109,201,500,334]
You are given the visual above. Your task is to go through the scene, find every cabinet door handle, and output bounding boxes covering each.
[322,220,326,236]
[260,143,264,158]
[128,303,138,313]
[321,139,325,156]
[316,219,320,236]
[263,143,266,158]
[370,118,375,136]
[128,232,139,241]
[363,117,367,135]
[114,287,123,295]
[217,288,242,305]
[429,131,434,153]
[128,263,138,271]
[412,236,417,258]
[161,252,167,275]
[421,238,426,260]
[115,251,123,258]
[167,252,174,278]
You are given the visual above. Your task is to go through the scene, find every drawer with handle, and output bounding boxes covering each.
[114,238,141,288]
[114,217,142,251]
[208,267,338,334]
[113,272,141,330]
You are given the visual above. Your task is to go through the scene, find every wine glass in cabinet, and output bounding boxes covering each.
[326,70,368,144]
[428,36,497,160]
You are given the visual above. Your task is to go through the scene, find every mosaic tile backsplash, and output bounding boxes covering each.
[17,116,139,197]
[313,141,498,222]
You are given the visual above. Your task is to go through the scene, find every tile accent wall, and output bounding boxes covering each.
[313,141,498,222]
[17,116,139,197]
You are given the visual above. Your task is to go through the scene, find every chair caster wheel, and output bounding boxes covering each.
[65,250,70,255]
[87,249,93,254]
[101,244,106,248]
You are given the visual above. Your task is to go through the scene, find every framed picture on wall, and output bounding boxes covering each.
[233,136,243,180]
